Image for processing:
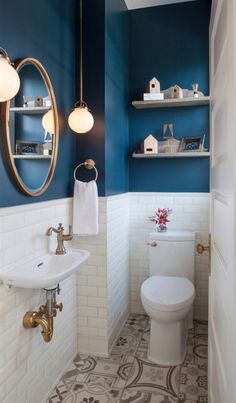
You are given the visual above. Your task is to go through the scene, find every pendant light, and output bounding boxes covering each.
[68,0,94,134]
[0,48,20,102]
[42,109,54,134]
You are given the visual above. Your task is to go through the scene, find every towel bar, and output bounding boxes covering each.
[74,159,98,181]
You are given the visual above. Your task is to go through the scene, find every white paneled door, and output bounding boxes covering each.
[209,0,236,402]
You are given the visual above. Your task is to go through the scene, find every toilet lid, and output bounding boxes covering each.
[141,276,195,312]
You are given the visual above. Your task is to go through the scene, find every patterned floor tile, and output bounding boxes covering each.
[48,380,68,402]
[192,321,208,370]
[181,401,198,403]
[120,390,178,402]
[62,382,123,402]
[123,314,149,335]
[182,322,208,370]
[183,328,196,368]
[135,326,150,361]
[112,329,143,357]
[47,315,208,403]
[178,364,207,403]
[125,357,180,399]
[194,321,208,335]
[61,353,134,390]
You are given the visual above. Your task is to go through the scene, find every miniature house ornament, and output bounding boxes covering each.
[141,134,158,154]
[148,77,160,93]
[143,77,164,101]
[162,85,183,99]
[172,85,183,99]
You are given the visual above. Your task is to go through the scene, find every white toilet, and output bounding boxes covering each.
[141,230,195,366]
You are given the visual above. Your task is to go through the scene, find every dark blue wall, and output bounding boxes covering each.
[75,0,106,195]
[129,0,211,192]
[0,0,211,207]
[0,0,77,207]
[76,0,129,197]
[105,0,129,195]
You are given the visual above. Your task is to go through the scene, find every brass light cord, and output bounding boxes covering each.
[68,0,94,132]
[80,0,83,104]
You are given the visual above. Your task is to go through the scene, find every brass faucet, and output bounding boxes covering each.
[46,223,73,255]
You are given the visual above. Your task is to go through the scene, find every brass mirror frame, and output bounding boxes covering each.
[1,57,59,197]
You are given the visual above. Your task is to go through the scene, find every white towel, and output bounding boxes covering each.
[73,180,99,235]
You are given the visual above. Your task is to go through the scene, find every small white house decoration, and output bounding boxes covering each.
[141,134,158,154]
[144,77,164,100]
[148,77,161,93]
[162,85,184,99]
[172,85,183,99]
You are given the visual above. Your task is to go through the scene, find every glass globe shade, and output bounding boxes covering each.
[0,57,20,102]
[42,110,54,134]
[68,106,94,134]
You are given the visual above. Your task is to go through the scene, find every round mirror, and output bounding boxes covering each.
[1,57,59,196]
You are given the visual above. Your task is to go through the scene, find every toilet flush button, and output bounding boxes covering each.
[147,241,157,247]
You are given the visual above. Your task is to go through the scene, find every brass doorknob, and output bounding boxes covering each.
[197,243,210,254]
[147,241,157,247]
[197,234,211,275]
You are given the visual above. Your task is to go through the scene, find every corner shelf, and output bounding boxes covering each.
[13,155,52,160]
[10,106,50,115]
[132,96,210,109]
[132,152,210,158]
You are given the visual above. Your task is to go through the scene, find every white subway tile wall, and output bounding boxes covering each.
[0,198,76,403]
[0,192,209,402]
[73,198,109,356]
[129,193,210,320]
[74,194,130,356]
[107,195,130,350]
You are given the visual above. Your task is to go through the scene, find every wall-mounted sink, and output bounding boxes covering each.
[0,248,90,289]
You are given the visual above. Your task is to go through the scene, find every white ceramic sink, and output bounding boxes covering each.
[0,248,90,289]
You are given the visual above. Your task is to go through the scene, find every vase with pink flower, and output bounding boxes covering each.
[149,208,172,232]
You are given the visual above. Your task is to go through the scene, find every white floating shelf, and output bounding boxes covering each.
[132,96,210,109]
[10,106,50,114]
[132,152,210,158]
[13,155,52,160]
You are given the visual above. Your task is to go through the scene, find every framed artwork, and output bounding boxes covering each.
[179,135,206,152]
[16,140,40,155]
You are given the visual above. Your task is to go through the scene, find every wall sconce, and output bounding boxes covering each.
[68,0,94,134]
[0,47,20,102]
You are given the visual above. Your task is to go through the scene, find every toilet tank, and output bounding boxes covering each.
[149,230,195,282]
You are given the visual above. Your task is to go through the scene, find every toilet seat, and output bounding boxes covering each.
[141,275,195,312]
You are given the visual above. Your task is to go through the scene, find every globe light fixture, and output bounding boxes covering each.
[68,102,94,134]
[0,48,20,102]
[68,0,94,134]
[42,109,54,134]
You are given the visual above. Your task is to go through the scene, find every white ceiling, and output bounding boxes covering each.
[124,0,198,10]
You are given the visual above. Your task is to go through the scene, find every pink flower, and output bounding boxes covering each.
[148,208,172,226]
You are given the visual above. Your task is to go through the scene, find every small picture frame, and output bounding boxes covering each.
[15,140,42,155]
[179,135,206,152]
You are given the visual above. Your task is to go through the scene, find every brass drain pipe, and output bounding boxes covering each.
[23,286,63,342]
